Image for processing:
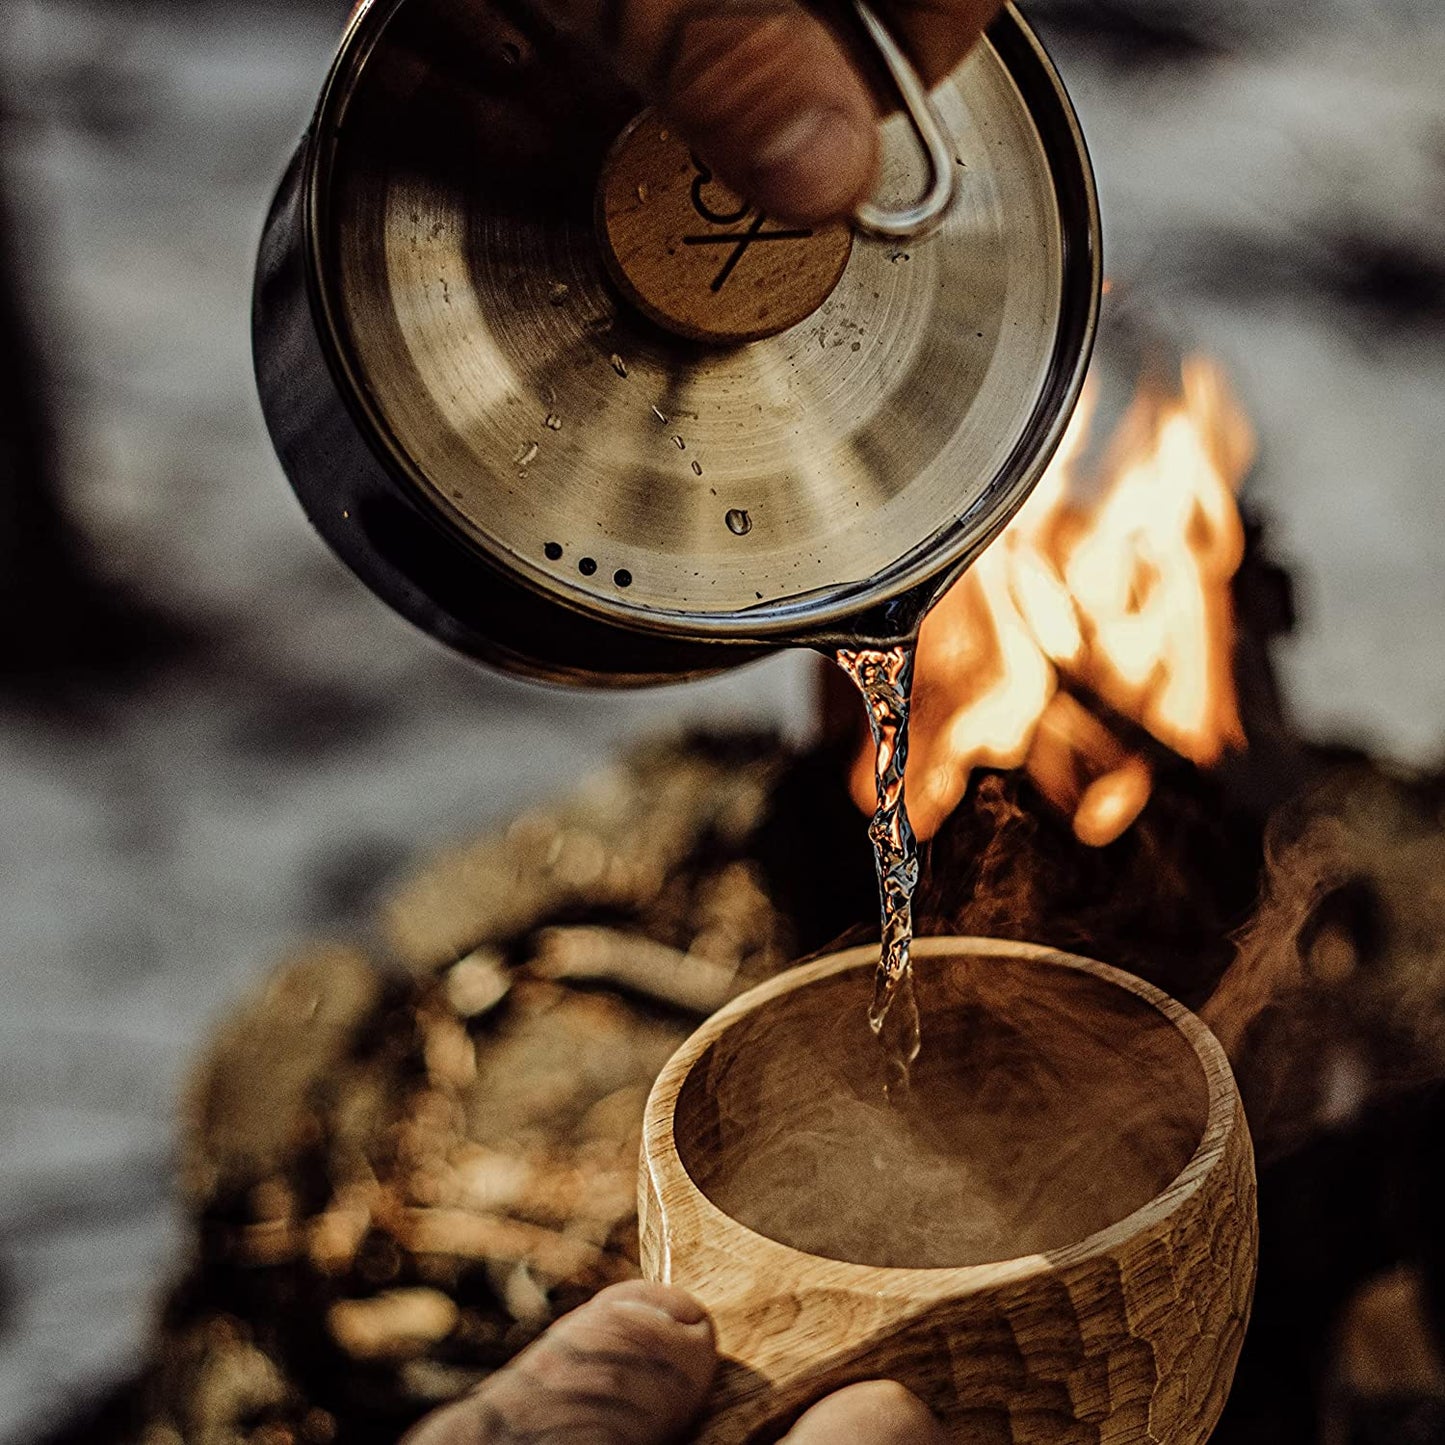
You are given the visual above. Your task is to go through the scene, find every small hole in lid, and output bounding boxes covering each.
[578,557,598,576]
[543,541,563,561]
[614,569,632,588]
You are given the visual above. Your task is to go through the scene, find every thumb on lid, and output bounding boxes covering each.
[595,0,1003,226]
[635,0,880,224]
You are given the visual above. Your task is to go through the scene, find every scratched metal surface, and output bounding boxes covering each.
[0,0,1443,1437]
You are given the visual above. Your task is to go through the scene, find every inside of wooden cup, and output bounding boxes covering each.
[673,951,1210,1269]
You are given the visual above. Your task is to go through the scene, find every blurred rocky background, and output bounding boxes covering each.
[1,0,1443,1439]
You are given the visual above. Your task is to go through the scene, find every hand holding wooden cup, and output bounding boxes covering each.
[640,937,1257,1444]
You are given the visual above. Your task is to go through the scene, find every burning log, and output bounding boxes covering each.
[1023,690,1153,847]
[378,739,790,977]
[394,1209,631,1286]
[327,1290,459,1363]
[529,926,741,1015]
[440,950,510,1020]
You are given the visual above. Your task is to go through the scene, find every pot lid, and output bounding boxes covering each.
[308,0,1098,641]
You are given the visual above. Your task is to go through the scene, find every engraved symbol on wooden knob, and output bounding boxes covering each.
[597,111,854,344]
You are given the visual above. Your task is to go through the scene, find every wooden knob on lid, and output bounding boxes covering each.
[597,111,854,344]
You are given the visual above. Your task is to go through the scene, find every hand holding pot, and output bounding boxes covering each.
[529,0,1003,223]
[351,0,1002,222]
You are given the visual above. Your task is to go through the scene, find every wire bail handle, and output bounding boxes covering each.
[849,0,958,241]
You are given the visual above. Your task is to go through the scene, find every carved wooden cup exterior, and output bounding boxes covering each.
[640,938,1257,1444]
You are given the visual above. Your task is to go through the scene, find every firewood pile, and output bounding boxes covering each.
[45,719,1445,1445]
[106,736,806,1445]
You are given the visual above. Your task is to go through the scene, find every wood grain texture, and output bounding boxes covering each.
[597,110,853,344]
[640,937,1257,1444]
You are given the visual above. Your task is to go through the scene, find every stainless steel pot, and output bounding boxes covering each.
[253,0,1099,684]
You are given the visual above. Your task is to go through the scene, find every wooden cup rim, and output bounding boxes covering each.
[641,935,1242,1297]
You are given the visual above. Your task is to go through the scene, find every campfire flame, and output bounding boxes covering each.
[852,356,1255,846]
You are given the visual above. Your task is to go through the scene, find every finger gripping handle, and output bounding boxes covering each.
[849,0,958,241]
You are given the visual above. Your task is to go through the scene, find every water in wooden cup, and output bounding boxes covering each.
[673,948,1210,1270]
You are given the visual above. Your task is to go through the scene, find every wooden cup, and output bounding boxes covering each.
[640,937,1256,1444]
